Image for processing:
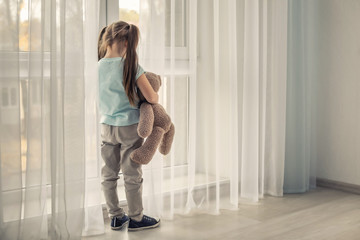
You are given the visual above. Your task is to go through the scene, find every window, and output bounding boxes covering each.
[118,0,188,49]
[0,0,48,220]
[165,0,188,48]
[10,88,17,106]
[161,75,189,167]
[1,87,18,108]
[119,0,190,167]
[0,0,42,51]
[99,0,191,203]
[119,0,140,25]
[164,0,189,59]
[2,88,9,107]
[117,0,189,59]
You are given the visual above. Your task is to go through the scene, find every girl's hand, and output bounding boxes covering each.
[137,74,159,104]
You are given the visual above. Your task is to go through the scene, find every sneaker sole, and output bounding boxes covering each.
[111,220,129,230]
[128,221,160,231]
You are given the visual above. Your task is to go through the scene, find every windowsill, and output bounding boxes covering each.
[140,59,191,76]
[2,166,230,223]
[113,165,229,205]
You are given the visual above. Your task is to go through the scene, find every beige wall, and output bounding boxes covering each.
[315,1,360,185]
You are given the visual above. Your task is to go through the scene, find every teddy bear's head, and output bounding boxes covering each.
[137,72,162,106]
[145,72,161,92]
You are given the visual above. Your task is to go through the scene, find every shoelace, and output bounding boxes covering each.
[143,215,154,223]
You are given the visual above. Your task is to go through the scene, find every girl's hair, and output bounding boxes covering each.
[98,21,140,106]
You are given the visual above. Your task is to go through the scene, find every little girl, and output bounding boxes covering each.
[98,21,160,231]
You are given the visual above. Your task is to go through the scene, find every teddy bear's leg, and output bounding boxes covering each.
[159,123,175,155]
[130,126,165,164]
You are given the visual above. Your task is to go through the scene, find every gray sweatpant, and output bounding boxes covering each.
[101,123,144,221]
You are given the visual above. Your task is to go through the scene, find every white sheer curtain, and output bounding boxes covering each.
[83,1,105,237]
[138,0,288,219]
[0,0,103,239]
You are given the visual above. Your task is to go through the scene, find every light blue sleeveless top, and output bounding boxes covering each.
[98,57,144,126]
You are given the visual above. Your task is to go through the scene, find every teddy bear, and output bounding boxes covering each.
[130,72,175,165]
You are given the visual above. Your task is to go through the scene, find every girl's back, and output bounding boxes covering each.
[98,57,144,126]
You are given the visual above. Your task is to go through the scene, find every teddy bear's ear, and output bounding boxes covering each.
[158,75,162,86]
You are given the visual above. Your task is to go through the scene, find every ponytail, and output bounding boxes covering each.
[98,26,107,61]
[123,24,140,107]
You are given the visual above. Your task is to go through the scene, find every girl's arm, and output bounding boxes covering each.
[136,74,159,104]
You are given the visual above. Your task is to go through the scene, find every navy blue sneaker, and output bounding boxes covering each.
[128,215,160,231]
[111,215,129,230]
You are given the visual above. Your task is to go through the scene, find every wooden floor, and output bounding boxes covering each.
[83,187,360,240]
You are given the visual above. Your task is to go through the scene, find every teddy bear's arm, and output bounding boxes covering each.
[138,103,154,138]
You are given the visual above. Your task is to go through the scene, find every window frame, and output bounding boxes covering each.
[164,0,189,60]
[103,0,190,61]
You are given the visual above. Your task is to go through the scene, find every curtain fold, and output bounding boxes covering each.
[284,0,317,193]
[138,0,288,219]
[82,0,104,236]
[261,0,288,197]
[0,0,103,239]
